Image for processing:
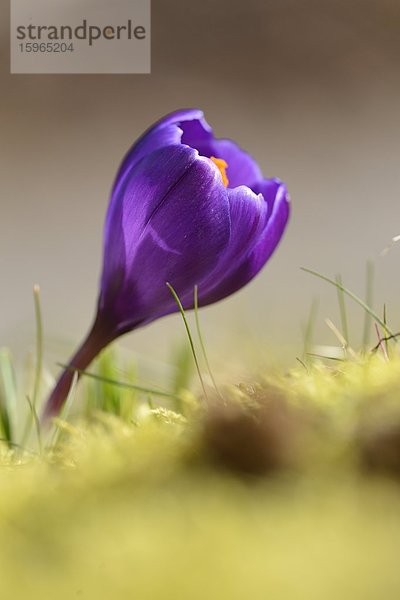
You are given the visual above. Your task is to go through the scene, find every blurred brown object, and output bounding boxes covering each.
[203,387,299,476]
[360,422,400,478]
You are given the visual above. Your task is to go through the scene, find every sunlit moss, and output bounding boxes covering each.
[0,354,400,597]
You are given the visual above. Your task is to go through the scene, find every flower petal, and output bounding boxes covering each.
[195,185,268,297]
[112,109,209,197]
[209,139,263,189]
[251,178,284,220]
[197,180,290,306]
[115,109,264,196]
[100,144,198,312]
[181,122,263,189]
[100,145,231,331]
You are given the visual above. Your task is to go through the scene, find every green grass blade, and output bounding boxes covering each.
[58,364,181,401]
[301,267,395,338]
[21,285,44,446]
[302,298,319,362]
[94,350,139,419]
[115,359,139,423]
[194,285,220,396]
[171,342,193,395]
[25,395,42,454]
[307,352,344,362]
[362,261,374,350]
[97,348,121,415]
[335,274,349,345]
[32,284,43,409]
[0,348,18,444]
[0,438,38,455]
[383,304,389,356]
[166,283,207,400]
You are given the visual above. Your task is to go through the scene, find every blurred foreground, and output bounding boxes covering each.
[0,354,400,598]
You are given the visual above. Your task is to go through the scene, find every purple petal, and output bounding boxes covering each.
[251,178,284,219]
[114,109,264,197]
[197,180,290,306]
[113,109,210,198]
[244,180,290,273]
[100,144,198,311]
[99,145,231,331]
[209,139,263,189]
[181,123,263,189]
[196,185,268,297]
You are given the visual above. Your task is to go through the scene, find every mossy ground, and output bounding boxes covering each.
[1,353,400,599]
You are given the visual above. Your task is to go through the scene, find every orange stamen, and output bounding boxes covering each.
[210,156,229,187]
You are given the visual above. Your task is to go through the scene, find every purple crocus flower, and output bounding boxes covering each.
[43,109,290,420]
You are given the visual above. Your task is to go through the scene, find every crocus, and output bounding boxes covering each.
[43,109,290,420]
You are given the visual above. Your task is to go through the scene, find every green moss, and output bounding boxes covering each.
[0,355,400,597]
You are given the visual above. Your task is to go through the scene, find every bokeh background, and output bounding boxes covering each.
[1,0,400,380]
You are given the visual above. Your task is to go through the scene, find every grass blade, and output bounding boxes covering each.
[302,298,318,362]
[383,304,389,356]
[0,349,17,445]
[194,285,220,396]
[301,267,395,338]
[25,395,42,454]
[166,283,207,400]
[325,318,357,360]
[21,284,44,446]
[335,274,349,345]
[58,364,180,401]
[171,342,193,395]
[32,284,43,409]
[362,261,374,350]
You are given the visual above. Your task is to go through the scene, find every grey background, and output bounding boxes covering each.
[1,0,400,380]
